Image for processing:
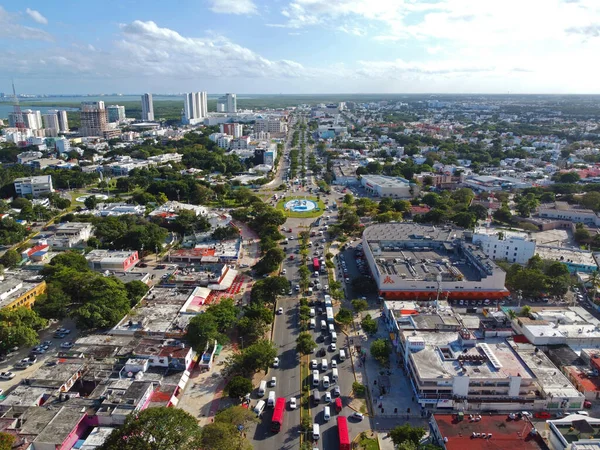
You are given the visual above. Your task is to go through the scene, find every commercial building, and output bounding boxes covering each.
[254,118,287,135]
[14,175,54,197]
[0,270,47,310]
[54,136,70,154]
[360,174,418,198]
[362,223,509,300]
[547,414,600,450]
[46,222,94,248]
[430,413,546,450]
[80,101,108,137]
[538,202,600,227]
[141,93,154,121]
[221,122,243,138]
[472,228,537,265]
[86,249,139,272]
[183,91,207,125]
[216,93,237,113]
[107,105,126,123]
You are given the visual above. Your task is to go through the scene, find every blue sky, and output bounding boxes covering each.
[1,0,600,94]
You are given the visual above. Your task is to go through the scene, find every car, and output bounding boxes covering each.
[42,341,52,347]
[352,412,364,421]
[290,255,295,260]
[13,362,29,370]
[521,411,532,418]
[324,392,332,403]
[333,385,341,396]
[289,397,297,409]
[533,411,552,419]
[288,290,293,295]
[57,328,71,334]
[273,357,280,368]
[281,269,287,275]
[31,348,46,355]
[138,263,148,268]
[295,284,300,291]
[60,342,74,349]
[584,400,593,409]
[330,343,337,351]
[0,372,15,380]
[331,360,337,368]
[54,333,66,339]
[278,307,284,315]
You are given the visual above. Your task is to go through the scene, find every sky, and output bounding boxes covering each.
[1,0,600,95]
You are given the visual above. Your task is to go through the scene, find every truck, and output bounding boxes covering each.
[313,258,320,272]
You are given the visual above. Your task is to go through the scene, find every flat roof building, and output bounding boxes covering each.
[363,223,509,300]
[86,249,139,272]
[360,174,417,198]
[14,175,54,198]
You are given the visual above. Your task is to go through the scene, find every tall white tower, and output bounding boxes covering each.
[141,93,154,121]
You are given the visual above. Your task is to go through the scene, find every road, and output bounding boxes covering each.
[249,117,369,450]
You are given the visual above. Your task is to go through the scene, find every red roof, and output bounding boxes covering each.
[512,335,530,344]
[26,244,48,256]
[411,205,431,214]
[566,366,600,392]
[434,414,545,450]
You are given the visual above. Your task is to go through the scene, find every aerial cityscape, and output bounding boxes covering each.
[3,1,600,450]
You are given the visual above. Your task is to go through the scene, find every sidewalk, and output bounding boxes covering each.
[177,346,236,427]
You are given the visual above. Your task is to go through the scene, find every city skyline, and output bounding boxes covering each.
[1,0,600,94]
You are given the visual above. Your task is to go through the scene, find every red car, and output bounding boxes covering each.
[584,400,592,409]
[534,412,552,419]
[289,255,295,260]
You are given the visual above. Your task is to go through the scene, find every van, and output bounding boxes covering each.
[323,406,331,421]
[332,368,339,382]
[312,423,320,440]
[321,358,328,371]
[313,389,320,404]
[322,376,330,388]
[268,391,276,407]
[258,380,267,396]
[321,320,327,330]
[308,288,313,295]
[328,323,335,334]
[309,318,316,329]
[310,308,315,317]
[254,400,266,416]
[313,370,319,386]
[339,349,346,361]
[331,331,337,343]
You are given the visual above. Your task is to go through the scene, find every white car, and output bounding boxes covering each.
[60,342,74,349]
[281,269,287,275]
[0,372,15,380]
[278,307,284,315]
[273,357,280,368]
[289,397,297,409]
[330,343,337,351]
[331,360,337,369]
[352,412,364,421]
[311,359,318,369]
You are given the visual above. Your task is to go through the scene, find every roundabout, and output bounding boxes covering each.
[76,194,109,203]
[276,196,325,218]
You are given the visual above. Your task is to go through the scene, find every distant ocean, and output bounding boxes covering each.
[0,95,184,119]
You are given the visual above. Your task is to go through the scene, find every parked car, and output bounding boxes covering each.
[351,412,364,421]
[273,357,279,368]
[60,342,74,349]
[289,397,297,409]
[0,372,15,380]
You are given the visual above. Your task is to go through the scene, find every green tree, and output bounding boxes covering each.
[84,195,99,210]
[351,298,368,313]
[0,432,15,450]
[0,307,47,353]
[296,331,317,355]
[451,211,476,229]
[225,376,253,398]
[200,421,252,450]
[215,405,259,428]
[352,381,366,397]
[70,277,131,329]
[206,298,238,333]
[228,339,277,375]
[520,305,532,317]
[125,280,149,307]
[361,314,378,335]
[99,407,202,450]
[335,308,353,327]
[33,284,70,319]
[186,313,221,351]
[0,249,21,268]
[389,424,426,448]
[370,338,392,366]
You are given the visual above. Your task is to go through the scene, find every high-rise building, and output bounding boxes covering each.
[107,105,126,123]
[12,110,43,129]
[141,93,154,121]
[42,113,60,137]
[221,123,243,138]
[56,110,69,132]
[217,93,237,113]
[80,101,108,137]
[183,92,207,124]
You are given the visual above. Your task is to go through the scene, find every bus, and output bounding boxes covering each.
[271,397,285,432]
[337,416,350,450]
[326,306,334,323]
[313,258,320,272]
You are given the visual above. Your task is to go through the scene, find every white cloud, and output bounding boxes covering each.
[0,6,52,40]
[25,7,48,25]
[207,0,257,15]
